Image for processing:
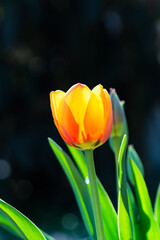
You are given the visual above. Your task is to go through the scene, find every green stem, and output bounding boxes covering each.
[114,137,120,209]
[114,138,120,194]
[85,150,105,240]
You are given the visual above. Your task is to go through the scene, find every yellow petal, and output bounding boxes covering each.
[50,90,75,146]
[63,83,91,142]
[84,91,104,142]
[61,98,79,145]
[101,89,113,143]
[50,90,65,123]
[92,84,105,133]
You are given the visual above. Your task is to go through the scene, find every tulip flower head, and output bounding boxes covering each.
[50,83,113,150]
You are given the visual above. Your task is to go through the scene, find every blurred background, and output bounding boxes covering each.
[0,0,160,239]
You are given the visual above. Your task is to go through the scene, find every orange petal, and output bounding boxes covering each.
[50,90,75,146]
[101,89,113,143]
[50,90,65,123]
[83,91,104,142]
[92,84,105,132]
[60,99,79,145]
[63,83,91,142]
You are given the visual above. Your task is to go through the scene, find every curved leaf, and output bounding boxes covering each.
[127,184,142,240]
[0,211,22,238]
[130,159,160,239]
[118,135,133,240]
[0,199,47,240]
[154,184,160,229]
[48,138,95,238]
[127,146,144,185]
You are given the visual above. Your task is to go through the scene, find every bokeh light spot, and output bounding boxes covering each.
[0,159,11,180]
[62,213,79,230]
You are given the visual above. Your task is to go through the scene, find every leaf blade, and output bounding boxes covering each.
[127,184,142,240]
[48,138,95,237]
[117,135,133,240]
[154,184,160,229]
[0,211,22,239]
[0,199,47,240]
[127,146,144,185]
[130,159,160,239]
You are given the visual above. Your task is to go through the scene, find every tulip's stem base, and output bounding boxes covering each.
[85,150,105,240]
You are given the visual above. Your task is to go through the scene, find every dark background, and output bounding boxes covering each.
[0,0,160,239]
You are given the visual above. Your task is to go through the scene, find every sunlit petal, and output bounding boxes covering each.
[101,89,113,143]
[50,90,65,123]
[61,99,79,145]
[64,83,91,141]
[84,92,104,142]
[92,84,105,134]
[50,91,75,146]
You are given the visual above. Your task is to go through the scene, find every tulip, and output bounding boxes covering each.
[50,83,113,150]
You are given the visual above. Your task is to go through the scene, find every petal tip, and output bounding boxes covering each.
[110,88,116,93]
[50,90,54,96]
[76,83,88,88]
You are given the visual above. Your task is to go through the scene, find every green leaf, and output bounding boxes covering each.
[48,138,95,238]
[66,146,87,177]
[130,159,160,239]
[118,135,133,240]
[67,144,118,240]
[0,211,21,238]
[154,184,160,229]
[127,146,144,185]
[0,206,54,240]
[127,184,142,240]
[0,198,47,240]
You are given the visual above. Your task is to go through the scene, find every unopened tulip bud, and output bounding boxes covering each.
[109,89,128,155]
[110,88,128,138]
